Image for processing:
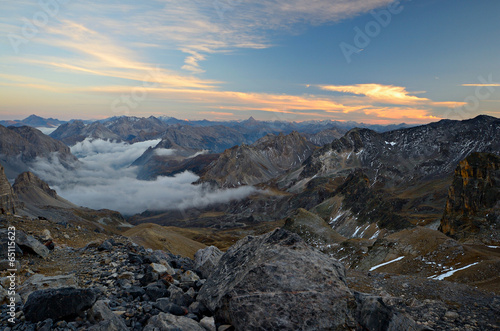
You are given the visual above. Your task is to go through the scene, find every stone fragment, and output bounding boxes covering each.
[23,287,99,322]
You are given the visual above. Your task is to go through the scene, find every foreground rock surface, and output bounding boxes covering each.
[194,245,223,279]
[198,228,416,330]
[1,217,498,331]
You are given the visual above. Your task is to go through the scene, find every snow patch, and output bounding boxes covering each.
[329,212,344,226]
[369,256,405,271]
[370,230,380,240]
[428,262,479,280]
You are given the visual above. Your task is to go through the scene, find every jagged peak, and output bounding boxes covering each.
[13,171,57,198]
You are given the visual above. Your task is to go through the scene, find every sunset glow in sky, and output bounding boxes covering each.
[1,0,499,124]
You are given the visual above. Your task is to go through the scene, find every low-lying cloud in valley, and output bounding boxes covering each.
[30,139,258,215]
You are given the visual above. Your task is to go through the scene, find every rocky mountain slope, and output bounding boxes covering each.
[303,127,346,146]
[131,138,218,180]
[102,116,169,142]
[158,125,248,153]
[49,121,121,145]
[13,171,78,211]
[200,131,316,187]
[0,125,78,179]
[439,152,500,244]
[298,115,499,186]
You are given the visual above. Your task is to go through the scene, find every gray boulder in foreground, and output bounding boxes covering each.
[198,228,418,330]
[16,230,50,258]
[144,312,205,331]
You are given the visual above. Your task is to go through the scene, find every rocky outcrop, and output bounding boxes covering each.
[0,163,16,214]
[13,171,76,209]
[14,171,57,199]
[198,228,417,330]
[439,152,500,244]
[201,131,316,187]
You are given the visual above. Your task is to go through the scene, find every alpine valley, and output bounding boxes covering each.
[0,114,499,330]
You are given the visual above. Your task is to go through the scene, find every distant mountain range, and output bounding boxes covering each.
[0,114,65,128]
[1,114,412,140]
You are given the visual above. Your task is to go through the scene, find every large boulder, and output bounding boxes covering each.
[144,312,205,331]
[198,228,417,330]
[197,228,353,330]
[23,287,100,322]
[194,246,223,278]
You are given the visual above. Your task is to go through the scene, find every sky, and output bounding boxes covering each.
[1,0,499,124]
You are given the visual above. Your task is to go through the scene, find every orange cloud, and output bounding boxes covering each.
[319,84,465,108]
[461,84,500,87]
[199,111,234,116]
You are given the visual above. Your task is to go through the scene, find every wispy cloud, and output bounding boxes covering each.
[318,84,464,108]
[35,20,220,89]
[461,84,500,87]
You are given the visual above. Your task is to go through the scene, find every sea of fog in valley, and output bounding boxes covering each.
[30,138,258,215]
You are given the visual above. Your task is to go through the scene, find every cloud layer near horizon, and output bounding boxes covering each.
[30,139,258,215]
